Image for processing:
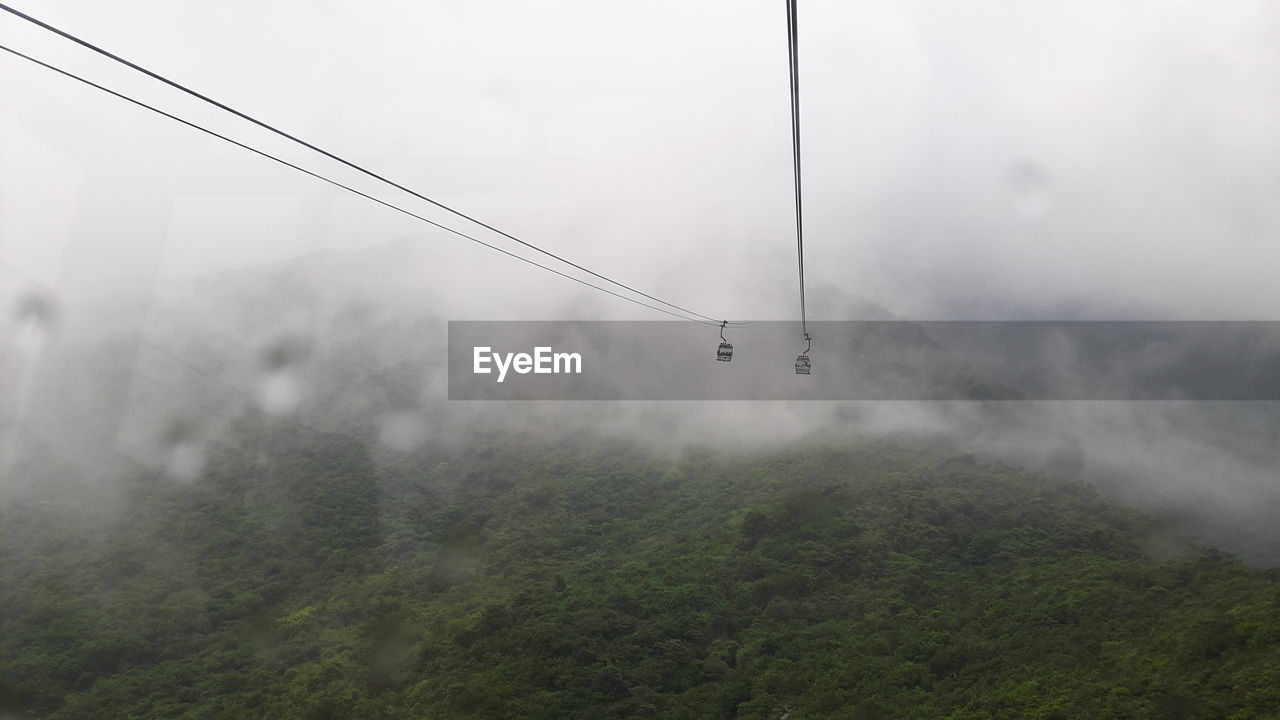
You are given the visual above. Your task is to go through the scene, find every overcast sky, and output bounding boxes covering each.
[3,0,1280,323]
[5,2,1280,558]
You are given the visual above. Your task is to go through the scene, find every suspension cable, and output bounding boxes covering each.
[0,2,738,326]
[785,0,809,340]
[0,43,727,326]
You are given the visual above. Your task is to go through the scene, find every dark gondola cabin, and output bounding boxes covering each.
[715,321,733,362]
[795,354,810,375]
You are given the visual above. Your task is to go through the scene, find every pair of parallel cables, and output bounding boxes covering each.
[0,2,809,356]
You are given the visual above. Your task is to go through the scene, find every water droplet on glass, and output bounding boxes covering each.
[161,419,205,483]
[261,337,308,372]
[255,338,307,416]
[378,411,428,451]
[13,291,57,356]
[258,369,301,416]
[165,438,206,483]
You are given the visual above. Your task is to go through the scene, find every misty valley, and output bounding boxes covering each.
[4,0,1280,716]
[3,241,1280,719]
[2,419,1279,719]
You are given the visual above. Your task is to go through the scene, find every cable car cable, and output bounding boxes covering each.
[785,0,808,340]
[0,2,737,327]
[0,43,725,327]
[785,0,813,374]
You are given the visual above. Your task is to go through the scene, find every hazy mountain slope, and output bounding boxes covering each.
[15,239,1280,562]
[2,422,1277,719]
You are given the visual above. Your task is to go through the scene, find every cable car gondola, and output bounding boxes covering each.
[716,321,733,362]
[795,333,811,375]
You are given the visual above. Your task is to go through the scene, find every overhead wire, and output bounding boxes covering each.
[0,43,737,327]
[785,0,809,341]
[0,2,744,327]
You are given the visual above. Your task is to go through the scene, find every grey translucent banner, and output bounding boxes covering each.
[447,321,1280,401]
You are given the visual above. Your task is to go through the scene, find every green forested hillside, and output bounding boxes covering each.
[2,418,1278,719]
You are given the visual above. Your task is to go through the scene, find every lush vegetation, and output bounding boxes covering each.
[2,417,1278,719]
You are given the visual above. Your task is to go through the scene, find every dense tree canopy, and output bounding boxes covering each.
[1,422,1277,719]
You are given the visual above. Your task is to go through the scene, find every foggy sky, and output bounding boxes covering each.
[4,2,1280,561]
[3,0,1279,322]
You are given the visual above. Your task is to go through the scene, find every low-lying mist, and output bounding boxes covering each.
[4,241,1278,565]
